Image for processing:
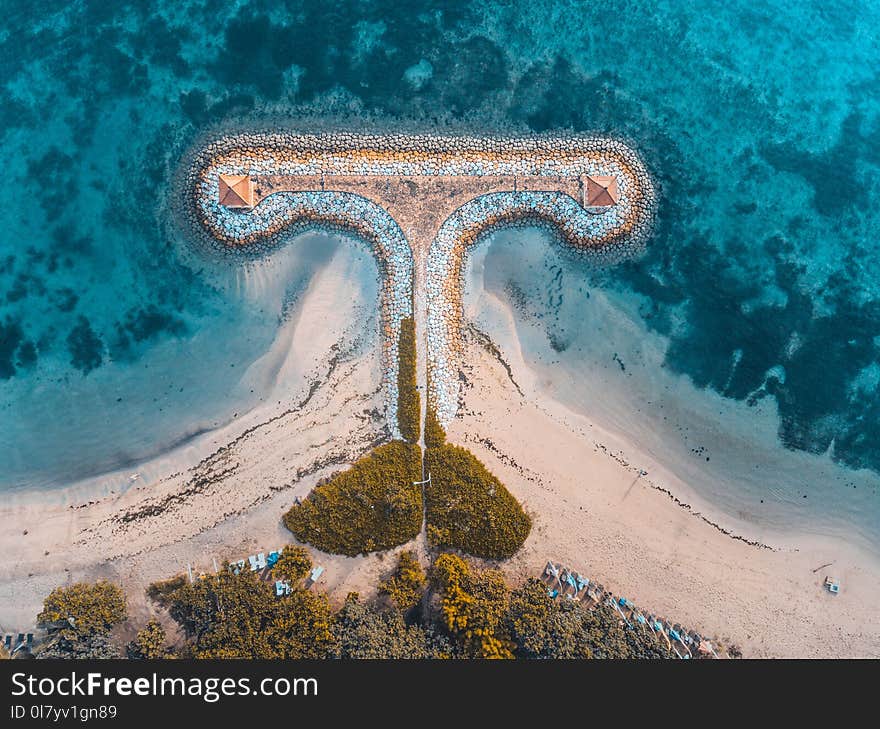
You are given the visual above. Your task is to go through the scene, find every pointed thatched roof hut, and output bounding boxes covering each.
[585,175,620,207]
[218,174,255,208]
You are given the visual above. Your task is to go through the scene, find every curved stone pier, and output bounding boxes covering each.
[180,132,655,434]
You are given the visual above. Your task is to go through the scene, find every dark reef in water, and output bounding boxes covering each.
[66,316,104,375]
[0,318,26,379]
[2,0,879,481]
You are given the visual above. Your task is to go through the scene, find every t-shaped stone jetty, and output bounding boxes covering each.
[180,132,656,433]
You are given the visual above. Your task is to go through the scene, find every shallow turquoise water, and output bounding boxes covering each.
[1,2,878,526]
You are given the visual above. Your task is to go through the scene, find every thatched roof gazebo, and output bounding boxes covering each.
[218,173,255,208]
[584,175,620,208]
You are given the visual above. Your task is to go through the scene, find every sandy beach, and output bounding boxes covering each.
[451,333,880,658]
[1,136,877,657]
[0,239,388,630]
[2,259,879,656]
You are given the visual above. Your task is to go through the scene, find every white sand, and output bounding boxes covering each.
[0,244,386,629]
[2,231,879,657]
[449,333,880,658]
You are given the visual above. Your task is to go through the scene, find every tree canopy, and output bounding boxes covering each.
[34,551,686,660]
[37,581,127,640]
[162,569,334,659]
[379,550,426,613]
[270,545,313,584]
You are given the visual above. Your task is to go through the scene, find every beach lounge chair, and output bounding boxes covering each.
[248,555,258,571]
[256,552,267,570]
[541,563,561,588]
[697,639,719,658]
[560,571,578,598]
[654,625,672,651]
[305,565,325,589]
[267,551,280,568]
[612,599,633,629]
[671,625,691,656]
[824,576,840,594]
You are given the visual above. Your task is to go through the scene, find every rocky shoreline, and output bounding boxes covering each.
[177,131,656,431]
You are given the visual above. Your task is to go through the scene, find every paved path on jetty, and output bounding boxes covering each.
[251,173,584,260]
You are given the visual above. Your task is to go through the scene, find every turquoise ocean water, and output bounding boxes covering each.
[1,2,878,536]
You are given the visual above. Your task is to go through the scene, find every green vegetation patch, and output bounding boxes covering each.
[429,553,514,658]
[35,580,128,659]
[425,444,531,560]
[270,545,313,583]
[160,569,334,659]
[146,574,188,607]
[424,404,446,448]
[379,550,427,612]
[396,317,420,443]
[283,440,423,556]
[503,579,673,659]
[127,619,172,660]
[31,553,685,660]
[37,581,127,639]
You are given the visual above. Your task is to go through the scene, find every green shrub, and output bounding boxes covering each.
[428,553,514,658]
[283,441,423,556]
[271,545,313,584]
[127,619,171,660]
[37,581,127,639]
[425,444,531,559]
[332,597,433,658]
[424,404,446,448]
[379,550,426,612]
[146,574,188,607]
[503,579,672,659]
[397,317,420,443]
